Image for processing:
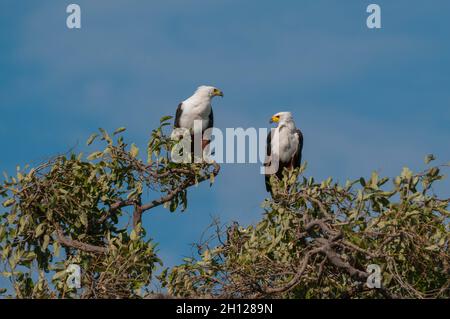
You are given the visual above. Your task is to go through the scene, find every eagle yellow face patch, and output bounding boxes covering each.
[271,115,280,123]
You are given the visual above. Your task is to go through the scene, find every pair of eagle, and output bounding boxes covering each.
[174,85,303,195]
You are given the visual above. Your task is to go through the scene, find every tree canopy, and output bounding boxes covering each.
[165,164,449,298]
[0,118,448,298]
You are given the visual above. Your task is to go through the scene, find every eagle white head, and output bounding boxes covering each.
[175,85,223,135]
[194,85,224,98]
[270,111,294,125]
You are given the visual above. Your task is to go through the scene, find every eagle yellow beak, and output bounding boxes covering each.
[270,115,280,123]
[213,88,224,97]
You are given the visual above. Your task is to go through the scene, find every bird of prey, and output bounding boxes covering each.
[264,112,303,195]
[174,85,223,160]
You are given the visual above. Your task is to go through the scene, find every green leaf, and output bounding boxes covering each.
[169,197,178,212]
[2,198,15,208]
[130,144,139,158]
[52,270,67,281]
[80,213,88,227]
[127,188,138,200]
[113,127,127,135]
[401,167,413,180]
[42,234,50,251]
[429,167,439,177]
[370,171,378,188]
[425,245,438,251]
[35,223,46,238]
[0,225,5,241]
[424,154,436,164]
[22,252,37,262]
[53,241,60,257]
[99,128,112,144]
[86,133,99,146]
[359,177,366,187]
[130,230,138,241]
[87,151,103,161]
[160,115,173,123]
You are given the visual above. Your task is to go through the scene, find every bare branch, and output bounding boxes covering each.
[54,224,107,254]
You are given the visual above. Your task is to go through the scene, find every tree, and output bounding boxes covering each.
[0,118,448,299]
[0,117,219,298]
[164,162,449,299]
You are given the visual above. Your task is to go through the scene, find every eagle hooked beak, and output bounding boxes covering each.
[213,88,224,97]
[270,115,280,124]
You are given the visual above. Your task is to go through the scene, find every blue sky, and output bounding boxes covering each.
[1,0,449,291]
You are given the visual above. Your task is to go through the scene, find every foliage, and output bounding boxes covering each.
[1,116,448,299]
[0,117,219,298]
[164,161,449,299]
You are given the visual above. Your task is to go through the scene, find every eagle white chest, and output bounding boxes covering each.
[179,99,212,133]
[271,125,299,163]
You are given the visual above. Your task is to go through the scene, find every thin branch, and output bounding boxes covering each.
[255,247,323,297]
[54,224,107,254]
[140,162,220,213]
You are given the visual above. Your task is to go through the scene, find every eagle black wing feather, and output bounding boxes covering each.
[207,108,214,129]
[266,129,272,157]
[293,129,304,169]
[265,128,303,195]
[174,102,183,128]
[265,129,273,193]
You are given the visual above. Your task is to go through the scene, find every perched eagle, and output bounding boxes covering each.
[174,85,223,157]
[265,112,303,195]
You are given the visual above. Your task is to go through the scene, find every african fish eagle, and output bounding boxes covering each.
[174,85,223,158]
[265,111,303,195]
